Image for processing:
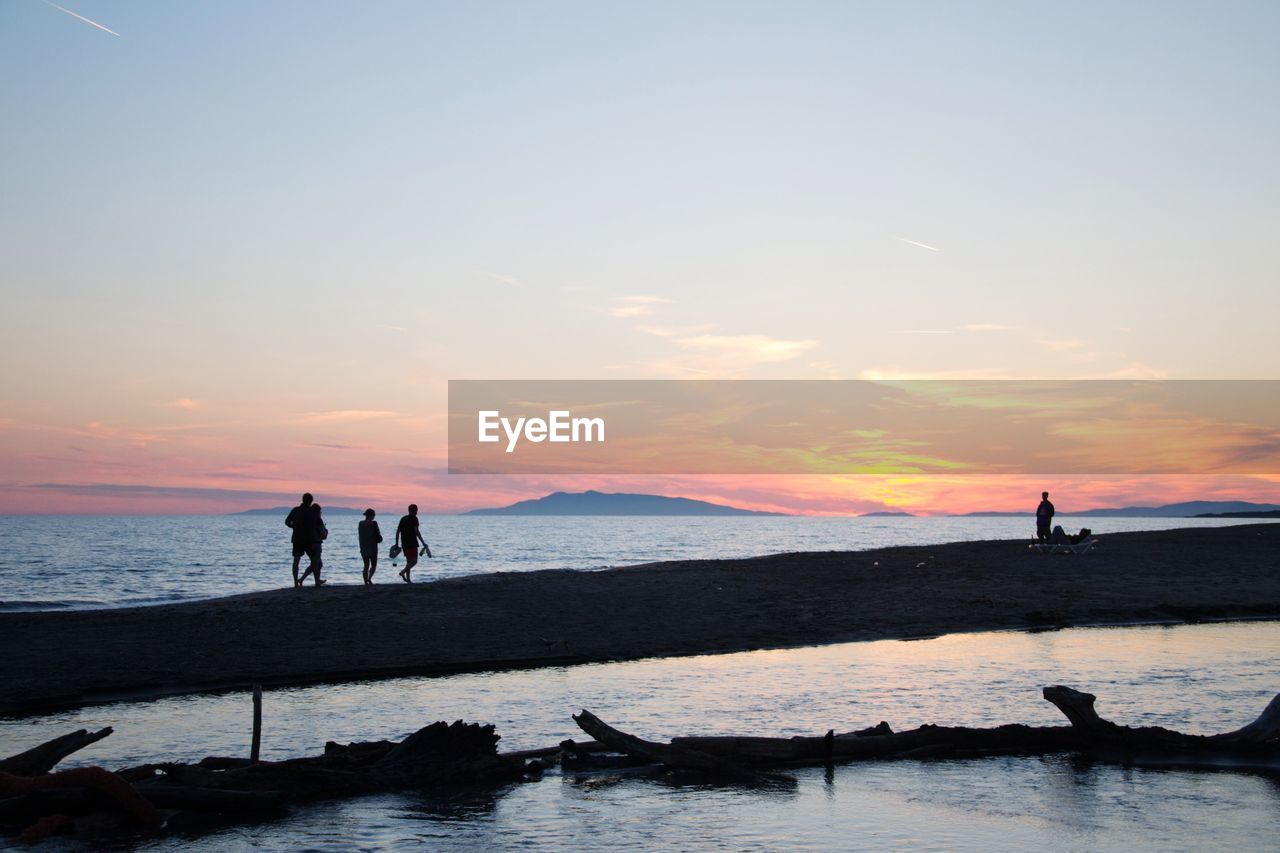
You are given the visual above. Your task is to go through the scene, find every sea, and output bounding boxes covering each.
[0,514,1272,612]
[1,515,1278,851]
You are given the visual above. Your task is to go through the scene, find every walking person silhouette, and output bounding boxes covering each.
[359,508,383,584]
[297,504,329,585]
[395,504,431,583]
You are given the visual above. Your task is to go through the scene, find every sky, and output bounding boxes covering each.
[1,0,1278,514]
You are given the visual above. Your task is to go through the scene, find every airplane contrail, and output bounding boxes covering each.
[42,0,120,36]
[896,236,940,252]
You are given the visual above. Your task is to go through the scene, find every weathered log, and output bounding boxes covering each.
[131,782,285,816]
[0,767,162,832]
[4,720,532,843]
[573,710,788,785]
[0,728,113,776]
[0,787,102,824]
[663,687,1280,771]
[674,723,1082,766]
[1209,693,1280,745]
[1041,684,1280,767]
[503,739,606,760]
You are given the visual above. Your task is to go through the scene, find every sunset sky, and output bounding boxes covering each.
[2,1,1278,514]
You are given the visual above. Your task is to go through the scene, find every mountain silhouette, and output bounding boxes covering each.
[462,490,784,516]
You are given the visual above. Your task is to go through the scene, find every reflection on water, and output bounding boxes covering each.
[2,622,1279,850]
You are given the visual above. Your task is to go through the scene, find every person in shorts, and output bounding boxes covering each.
[285,493,322,587]
[395,504,429,583]
[298,504,329,585]
[359,508,383,584]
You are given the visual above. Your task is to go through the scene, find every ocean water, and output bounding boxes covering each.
[1,622,1278,851]
[0,514,1272,611]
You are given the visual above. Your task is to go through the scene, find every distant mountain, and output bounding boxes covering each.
[1071,501,1280,518]
[955,500,1280,518]
[1194,509,1280,519]
[232,506,366,516]
[462,490,785,516]
[860,511,915,517]
[954,511,1029,517]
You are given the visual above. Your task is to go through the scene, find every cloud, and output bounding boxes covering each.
[607,295,672,318]
[1095,362,1170,379]
[297,410,398,423]
[891,324,1014,335]
[895,237,940,252]
[29,482,374,509]
[634,323,716,338]
[473,269,524,287]
[858,367,1014,380]
[673,334,818,365]
[1037,338,1090,351]
[608,305,652,318]
[156,398,203,410]
[32,483,299,502]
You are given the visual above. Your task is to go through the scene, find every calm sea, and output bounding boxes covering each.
[0,514,1272,612]
[1,622,1277,851]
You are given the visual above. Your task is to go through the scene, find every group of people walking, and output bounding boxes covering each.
[285,493,431,587]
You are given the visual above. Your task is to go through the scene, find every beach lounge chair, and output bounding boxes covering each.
[1028,538,1099,556]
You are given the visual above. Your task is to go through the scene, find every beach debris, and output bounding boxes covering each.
[0,720,533,843]
[572,686,1280,773]
[5,685,1279,842]
[0,727,113,777]
[572,710,784,785]
[249,683,262,763]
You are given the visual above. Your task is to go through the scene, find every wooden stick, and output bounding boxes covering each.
[250,684,263,763]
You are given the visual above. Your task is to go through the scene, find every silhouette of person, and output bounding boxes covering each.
[285,493,323,587]
[297,504,329,586]
[395,504,430,583]
[1036,491,1055,543]
[359,508,383,584]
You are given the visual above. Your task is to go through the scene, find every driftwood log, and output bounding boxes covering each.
[0,720,532,843]
[575,686,1280,774]
[6,685,1278,842]
[0,728,114,777]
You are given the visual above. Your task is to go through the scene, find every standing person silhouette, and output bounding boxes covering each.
[298,504,329,585]
[359,508,383,585]
[395,504,431,583]
[1036,491,1055,543]
[285,493,323,587]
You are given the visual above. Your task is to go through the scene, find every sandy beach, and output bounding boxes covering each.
[2,523,1277,715]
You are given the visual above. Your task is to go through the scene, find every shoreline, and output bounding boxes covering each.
[2,523,1278,716]
[9,613,1280,719]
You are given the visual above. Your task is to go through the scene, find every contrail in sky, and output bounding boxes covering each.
[42,0,120,36]
[896,236,940,252]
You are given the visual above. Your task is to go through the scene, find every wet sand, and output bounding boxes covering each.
[2,523,1277,714]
